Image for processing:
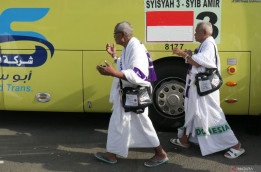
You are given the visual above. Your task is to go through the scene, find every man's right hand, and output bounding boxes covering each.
[185,49,192,57]
[96,60,115,76]
[106,43,116,56]
[173,47,188,58]
[172,47,182,56]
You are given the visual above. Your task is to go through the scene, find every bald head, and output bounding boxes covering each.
[197,21,213,36]
[115,21,133,37]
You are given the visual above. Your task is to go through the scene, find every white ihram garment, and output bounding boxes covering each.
[182,37,238,156]
[106,37,160,158]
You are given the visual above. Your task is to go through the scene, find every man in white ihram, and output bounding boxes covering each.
[170,21,245,159]
[95,21,168,167]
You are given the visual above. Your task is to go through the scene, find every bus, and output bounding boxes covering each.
[0,0,260,129]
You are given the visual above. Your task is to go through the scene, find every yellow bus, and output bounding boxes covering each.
[1,0,260,129]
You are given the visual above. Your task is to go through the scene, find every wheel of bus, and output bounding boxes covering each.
[149,58,188,131]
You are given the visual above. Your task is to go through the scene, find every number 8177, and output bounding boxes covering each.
[165,44,184,50]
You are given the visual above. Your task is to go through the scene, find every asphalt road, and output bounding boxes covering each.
[0,111,260,172]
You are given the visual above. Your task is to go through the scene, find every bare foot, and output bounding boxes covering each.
[232,142,241,150]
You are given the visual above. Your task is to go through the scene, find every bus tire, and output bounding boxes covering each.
[149,58,188,131]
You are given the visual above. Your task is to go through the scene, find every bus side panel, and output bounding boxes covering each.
[2,50,83,112]
[219,52,250,115]
[83,51,114,112]
[222,2,261,115]
[0,67,4,110]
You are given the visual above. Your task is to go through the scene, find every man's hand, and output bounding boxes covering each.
[173,47,192,57]
[96,60,115,76]
[172,47,182,56]
[184,49,192,56]
[106,43,116,56]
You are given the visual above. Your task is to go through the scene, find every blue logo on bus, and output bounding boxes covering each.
[0,8,54,67]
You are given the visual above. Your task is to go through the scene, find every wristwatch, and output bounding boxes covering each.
[185,55,189,63]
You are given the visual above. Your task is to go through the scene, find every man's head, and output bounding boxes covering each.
[195,21,213,43]
[114,21,133,47]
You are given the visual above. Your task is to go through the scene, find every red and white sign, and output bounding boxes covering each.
[146,11,194,42]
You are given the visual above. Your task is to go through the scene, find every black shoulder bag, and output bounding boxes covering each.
[119,80,152,114]
[195,45,223,96]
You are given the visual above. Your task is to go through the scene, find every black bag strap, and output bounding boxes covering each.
[119,79,123,89]
[210,44,221,76]
[212,43,218,67]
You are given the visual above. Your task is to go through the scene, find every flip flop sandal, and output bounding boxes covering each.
[224,148,245,159]
[144,157,169,168]
[169,138,190,148]
[94,152,117,164]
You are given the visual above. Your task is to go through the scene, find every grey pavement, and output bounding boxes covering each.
[0,112,260,172]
